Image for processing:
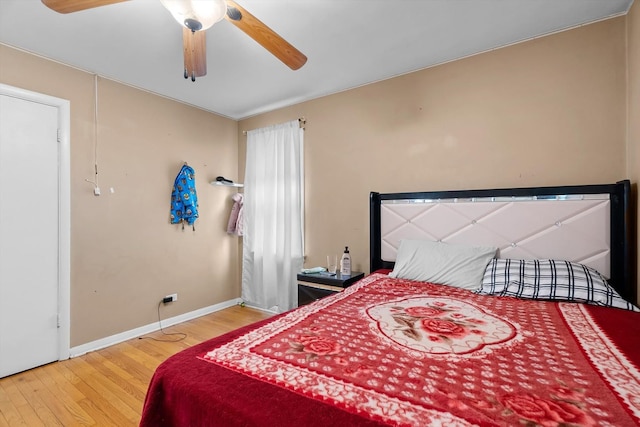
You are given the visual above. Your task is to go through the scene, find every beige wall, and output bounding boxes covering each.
[627,0,640,303]
[239,17,632,297]
[0,8,636,348]
[0,45,240,346]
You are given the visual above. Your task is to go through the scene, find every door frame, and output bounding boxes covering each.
[0,83,70,360]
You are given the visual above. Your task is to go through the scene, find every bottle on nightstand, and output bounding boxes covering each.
[340,246,351,276]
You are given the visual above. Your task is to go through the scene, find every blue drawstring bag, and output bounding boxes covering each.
[170,164,198,230]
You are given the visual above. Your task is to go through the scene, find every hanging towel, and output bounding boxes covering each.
[226,193,244,236]
[170,164,199,229]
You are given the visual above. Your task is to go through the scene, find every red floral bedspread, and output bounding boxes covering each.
[141,273,640,427]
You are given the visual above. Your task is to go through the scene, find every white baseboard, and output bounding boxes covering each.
[242,302,279,315]
[68,298,243,358]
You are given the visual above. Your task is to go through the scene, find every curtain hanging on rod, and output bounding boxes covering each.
[241,119,304,312]
[242,117,305,135]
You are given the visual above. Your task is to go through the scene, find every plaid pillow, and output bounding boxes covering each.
[476,259,639,311]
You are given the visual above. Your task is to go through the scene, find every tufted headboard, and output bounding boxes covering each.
[370,180,633,303]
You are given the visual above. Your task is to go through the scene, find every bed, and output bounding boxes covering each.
[140,180,640,427]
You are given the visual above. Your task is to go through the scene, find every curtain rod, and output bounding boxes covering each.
[242,117,306,135]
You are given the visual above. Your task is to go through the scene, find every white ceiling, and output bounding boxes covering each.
[0,0,634,120]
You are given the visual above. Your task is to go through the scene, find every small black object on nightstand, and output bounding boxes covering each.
[297,271,364,307]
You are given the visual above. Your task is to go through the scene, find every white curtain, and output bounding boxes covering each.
[242,120,304,312]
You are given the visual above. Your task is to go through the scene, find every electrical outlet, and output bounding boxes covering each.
[162,293,178,304]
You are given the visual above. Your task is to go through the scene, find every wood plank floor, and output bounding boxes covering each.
[0,306,273,427]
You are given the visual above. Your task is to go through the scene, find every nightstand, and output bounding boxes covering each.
[297,271,365,307]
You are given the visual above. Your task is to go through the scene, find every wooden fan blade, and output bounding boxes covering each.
[41,0,128,14]
[183,28,207,80]
[224,0,307,70]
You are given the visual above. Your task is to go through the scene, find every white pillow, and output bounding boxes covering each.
[389,240,497,290]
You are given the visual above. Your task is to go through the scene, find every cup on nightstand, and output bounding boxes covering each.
[327,255,338,274]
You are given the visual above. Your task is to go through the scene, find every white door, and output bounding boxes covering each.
[0,85,70,378]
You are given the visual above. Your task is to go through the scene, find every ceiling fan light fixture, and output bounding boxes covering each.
[160,0,227,31]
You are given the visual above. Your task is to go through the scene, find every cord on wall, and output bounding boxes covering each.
[85,74,101,196]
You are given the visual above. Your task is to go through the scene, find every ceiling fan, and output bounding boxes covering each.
[41,0,307,81]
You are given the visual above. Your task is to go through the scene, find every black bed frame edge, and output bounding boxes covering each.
[369,180,635,304]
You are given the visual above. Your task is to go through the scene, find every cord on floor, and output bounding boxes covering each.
[138,300,187,342]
